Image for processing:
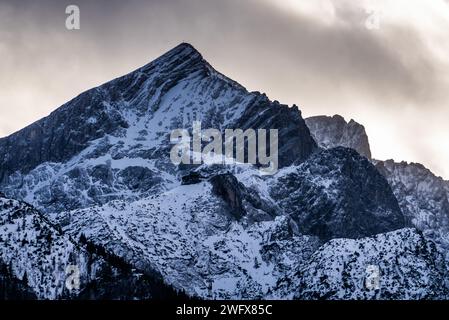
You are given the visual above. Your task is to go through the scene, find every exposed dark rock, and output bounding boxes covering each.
[0,91,128,183]
[0,42,318,214]
[181,172,206,185]
[271,147,405,241]
[210,173,277,221]
[210,174,247,219]
[234,97,317,168]
[90,164,114,186]
[118,166,162,191]
[0,43,444,300]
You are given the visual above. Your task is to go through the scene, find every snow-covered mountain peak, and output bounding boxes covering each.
[155,42,202,61]
[138,42,205,78]
[2,46,448,300]
[0,43,317,214]
[135,42,245,94]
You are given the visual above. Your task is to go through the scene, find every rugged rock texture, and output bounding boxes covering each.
[0,196,184,299]
[375,160,449,259]
[210,174,248,220]
[50,180,321,299]
[375,161,449,229]
[235,98,317,167]
[306,115,372,159]
[271,147,405,241]
[0,43,320,299]
[210,173,276,222]
[0,44,447,300]
[292,228,448,300]
[305,113,449,263]
[0,43,317,214]
[181,172,206,185]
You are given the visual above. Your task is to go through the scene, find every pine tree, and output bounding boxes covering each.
[22,272,28,286]
[253,257,260,269]
[79,233,87,244]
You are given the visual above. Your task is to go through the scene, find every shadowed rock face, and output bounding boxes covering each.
[0,43,208,183]
[1,43,446,300]
[0,93,129,184]
[0,43,317,213]
[210,173,277,222]
[234,98,317,168]
[306,115,372,159]
[181,172,205,185]
[271,147,405,241]
[210,174,246,219]
[304,113,449,262]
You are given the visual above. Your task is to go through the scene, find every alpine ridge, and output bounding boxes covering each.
[0,43,447,299]
[306,114,449,269]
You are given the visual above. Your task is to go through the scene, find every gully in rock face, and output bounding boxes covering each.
[170,121,279,175]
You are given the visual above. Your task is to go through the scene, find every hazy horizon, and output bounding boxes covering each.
[1,0,448,179]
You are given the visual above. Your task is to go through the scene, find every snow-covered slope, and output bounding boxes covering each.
[0,43,250,212]
[50,168,423,299]
[0,196,184,299]
[0,43,316,214]
[0,44,447,299]
[50,177,320,299]
[0,196,84,299]
[45,149,410,299]
[291,228,448,299]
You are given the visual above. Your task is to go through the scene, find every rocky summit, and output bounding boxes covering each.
[306,114,372,159]
[0,43,448,299]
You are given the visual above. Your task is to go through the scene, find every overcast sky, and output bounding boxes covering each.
[1,0,448,179]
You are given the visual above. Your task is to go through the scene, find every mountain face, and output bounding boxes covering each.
[0,195,184,299]
[306,115,372,159]
[49,179,322,299]
[0,43,316,214]
[0,43,447,299]
[271,147,405,241]
[292,228,448,300]
[374,160,449,259]
[306,116,449,265]
[45,153,406,299]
